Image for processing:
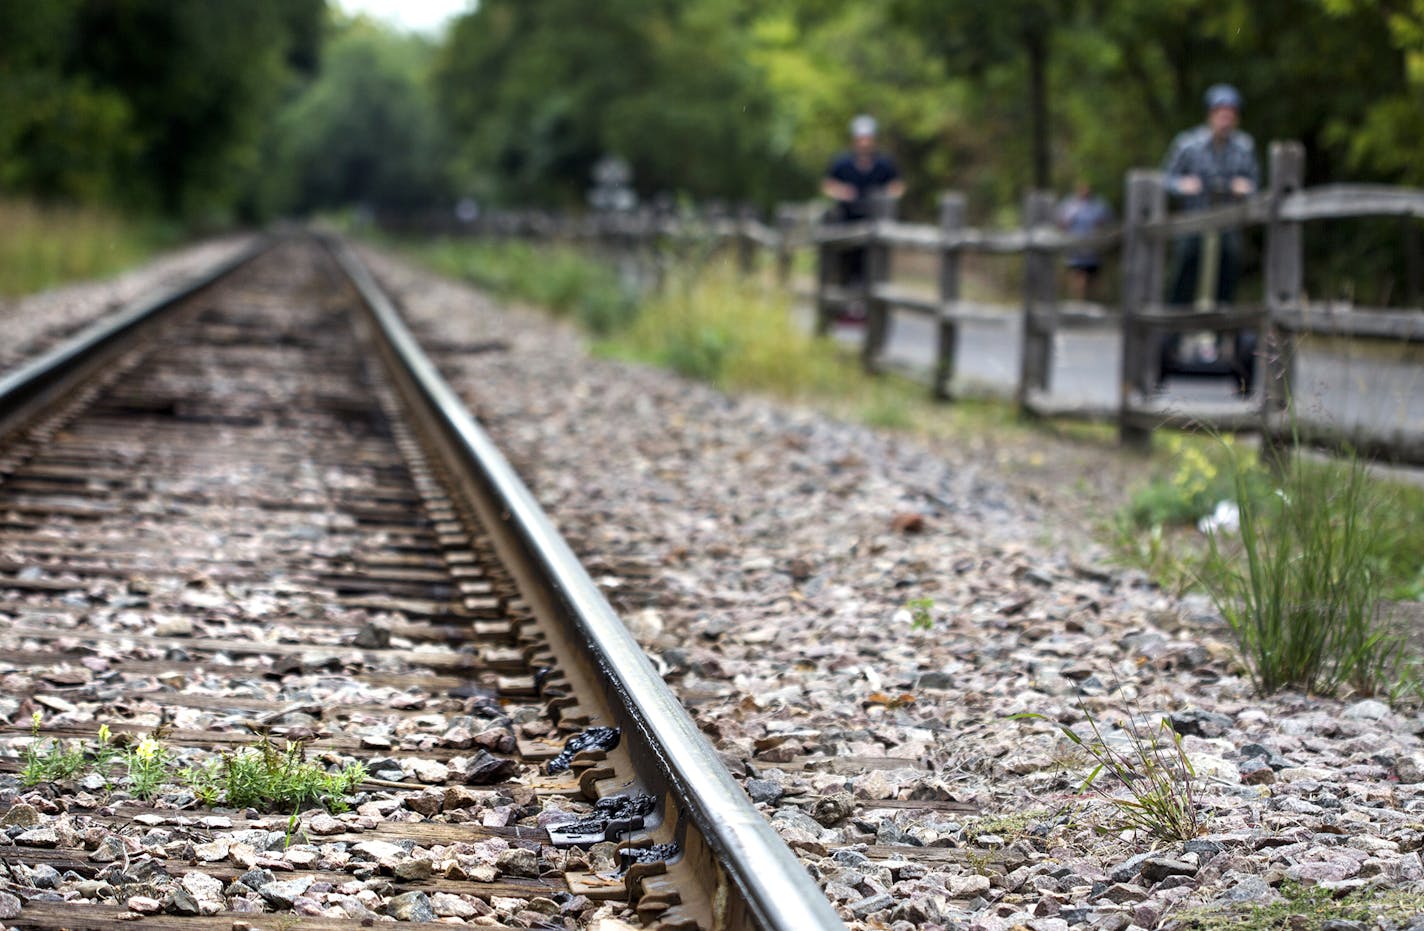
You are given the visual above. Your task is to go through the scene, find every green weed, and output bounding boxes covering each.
[907,598,935,631]
[180,738,367,813]
[1112,432,1424,609]
[1122,435,1265,530]
[19,712,87,788]
[1173,881,1424,931]
[15,715,364,812]
[124,735,172,800]
[961,808,1054,843]
[1201,441,1415,697]
[1017,698,1200,842]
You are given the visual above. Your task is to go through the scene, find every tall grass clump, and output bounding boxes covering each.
[0,200,176,297]
[404,239,1024,436]
[408,239,637,335]
[1200,441,1414,697]
[607,260,852,398]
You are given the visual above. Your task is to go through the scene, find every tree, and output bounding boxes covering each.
[434,0,809,207]
[264,17,451,216]
[0,0,323,219]
[891,0,1076,190]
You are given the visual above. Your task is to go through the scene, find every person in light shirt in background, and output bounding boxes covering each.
[1055,181,1113,301]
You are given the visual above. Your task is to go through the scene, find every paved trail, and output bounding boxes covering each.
[839,308,1422,437]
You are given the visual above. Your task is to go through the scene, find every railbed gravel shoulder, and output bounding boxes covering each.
[0,234,256,381]
[362,246,1424,931]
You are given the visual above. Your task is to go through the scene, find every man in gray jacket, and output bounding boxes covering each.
[1160,84,1260,393]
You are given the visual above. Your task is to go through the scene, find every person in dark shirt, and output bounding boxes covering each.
[822,115,905,222]
[821,116,904,302]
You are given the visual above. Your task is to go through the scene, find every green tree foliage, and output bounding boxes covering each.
[0,0,322,220]
[3,0,1422,234]
[890,0,1075,189]
[262,18,450,216]
[433,0,807,207]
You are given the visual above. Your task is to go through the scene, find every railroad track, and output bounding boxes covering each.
[0,238,842,930]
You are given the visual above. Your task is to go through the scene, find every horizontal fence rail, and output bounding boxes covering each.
[387,139,1422,464]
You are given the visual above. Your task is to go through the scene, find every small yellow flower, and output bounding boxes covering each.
[135,736,162,761]
[97,723,111,745]
[30,711,43,731]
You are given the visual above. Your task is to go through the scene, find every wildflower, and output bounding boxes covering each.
[97,723,111,745]
[1198,500,1241,535]
[135,736,162,761]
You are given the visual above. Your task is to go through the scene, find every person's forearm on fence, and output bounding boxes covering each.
[822,178,857,202]
[1162,134,1199,197]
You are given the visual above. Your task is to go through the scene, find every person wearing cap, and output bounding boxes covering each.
[821,116,904,307]
[1159,84,1260,393]
[822,115,905,223]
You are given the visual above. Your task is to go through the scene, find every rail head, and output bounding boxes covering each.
[325,236,847,931]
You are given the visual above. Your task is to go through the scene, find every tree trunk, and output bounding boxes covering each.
[1026,27,1050,190]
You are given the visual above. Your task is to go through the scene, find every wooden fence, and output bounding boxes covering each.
[407,141,1424,464]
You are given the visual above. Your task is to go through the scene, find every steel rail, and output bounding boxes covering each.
[0,237,271,434]
[326,236,846,931]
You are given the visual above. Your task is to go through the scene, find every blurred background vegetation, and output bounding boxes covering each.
[1,0,1421,268]
[5,0,1424,220]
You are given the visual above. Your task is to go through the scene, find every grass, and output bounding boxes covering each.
[1172,881,1424,931]
[1201,440,1416,698]
[1017,696,1201,842]
[1113,432,1424,605]
[180,737,367,813]
[0,199,177,298]
[600,261,851,398]
[398,236,1422,701]
[399,236,1057,447]
[16,716,365,812]
[404,238,638,336]
[1112,430,1423,698]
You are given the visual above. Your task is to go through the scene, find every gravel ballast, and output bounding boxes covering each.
[364,247,1424,931]
[1,246,1421,930]
[0,235,256,381]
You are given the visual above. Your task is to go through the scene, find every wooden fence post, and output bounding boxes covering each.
[775,205,797,288]
[736,204,756,275]
[933,192,966,400]
[1018,190,1058,413]
[1406,217,1422,308]
[861,194,896,372]
[1262,141,1306,461]
[1119,170,1168,449]
[814,235,836,337]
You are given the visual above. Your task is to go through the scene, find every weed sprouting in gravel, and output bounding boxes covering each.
[19,712,87,788]
[1017,695,1201,842]
[124,735,172,800]
[15,715,365,812]
[1200,440,1416,698]
[179,737,367,813]
[1173,880,1424,930]
[906,597,935,631]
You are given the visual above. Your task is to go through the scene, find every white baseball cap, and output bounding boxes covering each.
[850,115,877,138]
